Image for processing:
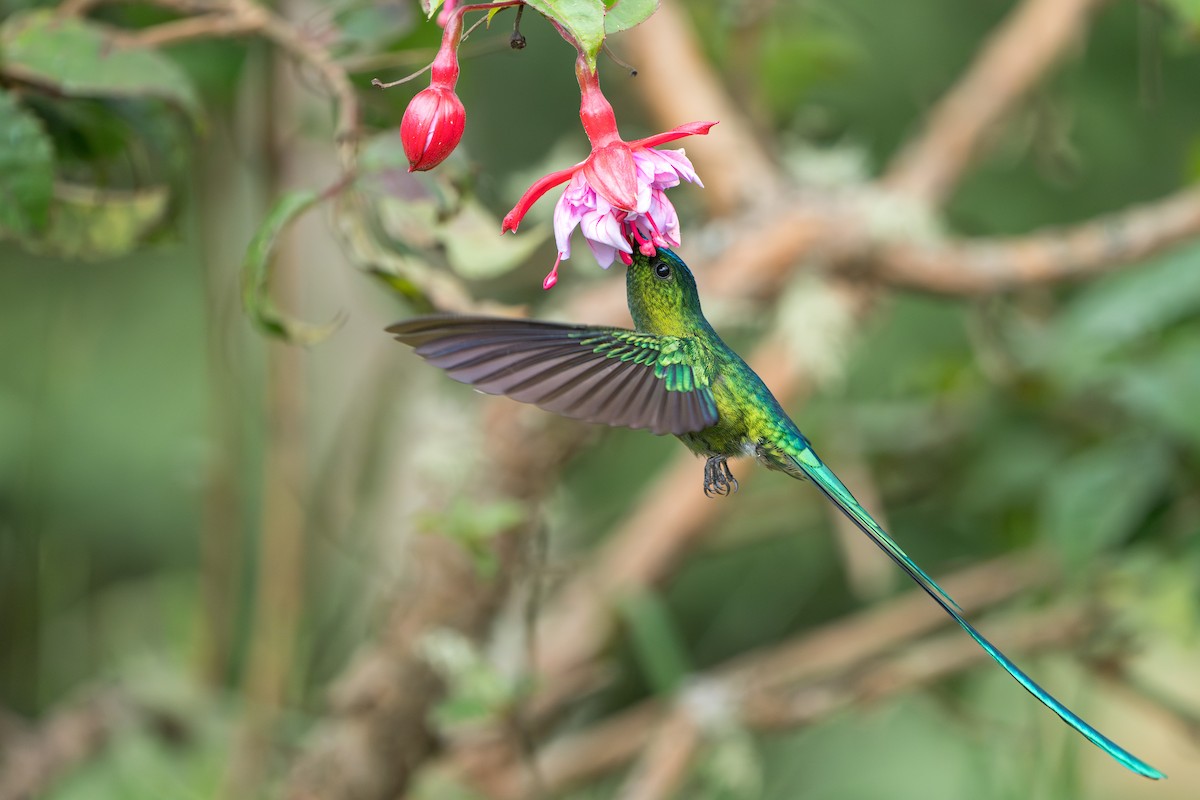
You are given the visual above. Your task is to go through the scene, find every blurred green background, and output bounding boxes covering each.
[2,1,1200,798]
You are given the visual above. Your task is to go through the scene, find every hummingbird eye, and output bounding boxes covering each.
[653,260,671,280]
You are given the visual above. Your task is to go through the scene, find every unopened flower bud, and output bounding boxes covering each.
[400,85,465,172]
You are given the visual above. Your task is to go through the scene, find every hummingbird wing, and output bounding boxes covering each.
[388,315,720,436]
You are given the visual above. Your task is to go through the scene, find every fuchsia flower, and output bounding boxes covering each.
[401,8,466,171]
[550,147,702,272]
[501,56,716,289]
[401,85,465,172]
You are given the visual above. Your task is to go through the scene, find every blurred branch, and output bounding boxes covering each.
[281,408,592,800]
[195,148,249,688]
[695,177,1200,305]
[464,555,1071,798]
[0,690,131,800]
[1098,673,1200,746]
[711,552,1054,694]
[125,12,265,48]
[884,0,1106,205]
[744,604,1092,729]
[681,0,1193,302]
[111,0,359,169]
[875,185,1200,292]
[614,707,701,800]
[219,14,309,794]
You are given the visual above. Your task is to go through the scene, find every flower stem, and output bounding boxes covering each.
[576,53,621,147]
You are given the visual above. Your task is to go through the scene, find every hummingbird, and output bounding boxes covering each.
[388,247,1163,779]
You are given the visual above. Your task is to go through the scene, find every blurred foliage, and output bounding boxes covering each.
[2,0,1200,799]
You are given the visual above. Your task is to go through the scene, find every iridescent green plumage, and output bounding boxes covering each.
[388,248,1163,780]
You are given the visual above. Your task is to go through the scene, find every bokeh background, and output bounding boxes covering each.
[2,1,1200,798]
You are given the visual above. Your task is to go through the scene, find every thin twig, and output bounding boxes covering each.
[124,12,262,48]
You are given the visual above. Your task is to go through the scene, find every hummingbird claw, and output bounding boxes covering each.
[702,455,738,498]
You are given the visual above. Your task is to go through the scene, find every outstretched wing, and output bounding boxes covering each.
[388,315,720,436]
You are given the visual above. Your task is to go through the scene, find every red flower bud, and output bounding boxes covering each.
[400,85,465,172]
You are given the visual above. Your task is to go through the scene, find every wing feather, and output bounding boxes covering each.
[388,315,719,435]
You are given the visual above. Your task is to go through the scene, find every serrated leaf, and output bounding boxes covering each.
[0,11,201,121]
[242,190,342,344]
[604,0,658,35]
[524,0,606,66]
[1039,438,1168,565]
[0,90,54,238]
[23,182,169,260]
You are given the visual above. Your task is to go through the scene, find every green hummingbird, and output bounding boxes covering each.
[388,247,1163,780]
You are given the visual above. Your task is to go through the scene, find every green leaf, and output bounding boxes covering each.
[333,1,417,55]
[1045,244,1200,383]
[441,199,549,280]
[1163,0,1200,25]
[0,90,54,238]
[22,182,169,260]
[417,498,526,578]
[618,590,691,695]
[345,132,526,309]
[420,629,523,731]
[422,0,444,19]
[604,0,659,35]
[241,190,342,344]
[1039,438,1168,565]
[1111,338,1200,445]
[0,11,201,121]
[1105,552,1200,644]
[524,0,606,66]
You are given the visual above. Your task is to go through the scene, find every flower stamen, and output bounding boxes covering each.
[543,252,564,290]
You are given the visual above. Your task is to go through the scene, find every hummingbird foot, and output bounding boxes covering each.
[702,455,739,498]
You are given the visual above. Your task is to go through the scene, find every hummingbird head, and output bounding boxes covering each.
[626,248,708,336]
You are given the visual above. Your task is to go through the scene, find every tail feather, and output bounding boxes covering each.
[788,445,1165,780]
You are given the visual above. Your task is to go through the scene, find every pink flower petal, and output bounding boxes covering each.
[581,208,632,255]
[502,162,581,234]
[582,143,639,211]
[585,239,618,268]
[628,120,718,150]
[652,148,703,187]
